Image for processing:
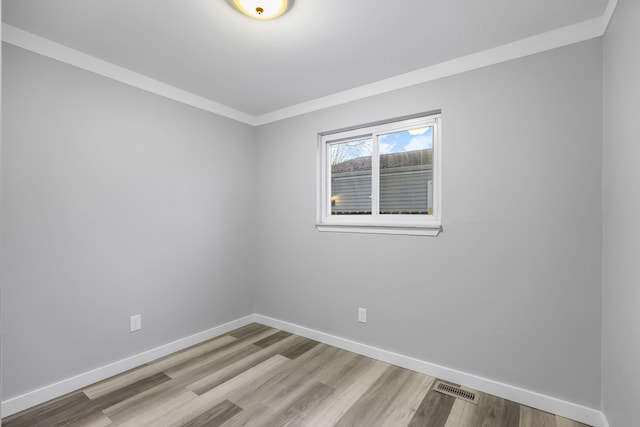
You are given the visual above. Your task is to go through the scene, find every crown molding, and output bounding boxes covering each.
[1,24,257,126]
[599,0,619,34]
[2,0,618,127]
[253,14,606,125]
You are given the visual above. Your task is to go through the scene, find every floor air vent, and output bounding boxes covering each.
[433,380,479,404]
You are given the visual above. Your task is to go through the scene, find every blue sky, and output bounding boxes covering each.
[330,127,433,164]
[379,127,433,154]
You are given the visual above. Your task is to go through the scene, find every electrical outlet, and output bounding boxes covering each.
[358,307,367,323]
[130,314,142,332]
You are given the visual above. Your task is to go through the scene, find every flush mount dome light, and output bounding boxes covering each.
[231,0,292,20]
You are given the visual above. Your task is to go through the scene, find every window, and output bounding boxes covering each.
[317,112,441,236]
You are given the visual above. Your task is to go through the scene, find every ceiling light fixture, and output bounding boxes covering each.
[230,0,292,20]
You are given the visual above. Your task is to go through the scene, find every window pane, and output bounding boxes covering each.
[330,138,372,215]
[379,127,433,215]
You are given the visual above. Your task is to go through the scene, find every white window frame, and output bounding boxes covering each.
[316,113,442,236]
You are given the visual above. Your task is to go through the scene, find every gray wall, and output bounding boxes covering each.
[0,25,610,414]
[602,1,640,425]
[1,44,256,399]
[255,40,603,407]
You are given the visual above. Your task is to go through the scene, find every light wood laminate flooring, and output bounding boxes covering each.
[3,323,592,427]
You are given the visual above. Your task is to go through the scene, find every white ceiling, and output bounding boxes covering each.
[3,0,610,119]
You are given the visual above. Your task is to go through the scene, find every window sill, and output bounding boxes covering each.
[316,223,442,236]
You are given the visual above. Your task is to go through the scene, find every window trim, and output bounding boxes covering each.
[316,113,442,236]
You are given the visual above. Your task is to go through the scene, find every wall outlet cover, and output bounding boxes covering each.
[130,314,142,332]
[358,308,367,323]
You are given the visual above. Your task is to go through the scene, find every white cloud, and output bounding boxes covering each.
[404,135,432,151]
[379,141,396,154]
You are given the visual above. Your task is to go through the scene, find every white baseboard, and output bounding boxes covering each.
[1,315,255,418]
[2,313,610,427]
[254,314,608,427]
